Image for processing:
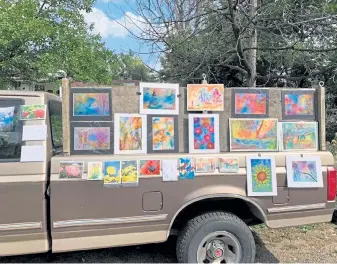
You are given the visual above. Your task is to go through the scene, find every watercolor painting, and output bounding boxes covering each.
[103,161,121,185]
[121,160,138,186]
[20,104,46,120]
[246,156,277,196]
[59,161,83,179]
[114,114,147,154]
[140,83,179,115]
[189,114,220,153]
[187,84,224,111]
[139,160,162,176]
[74,127,110,150]
[152,117,175,150]
[233,90,268,117]
[286,156,323,188]
[0,106,15,132]
[229,118,278,151]
[282,90,315,119]
[179,157,195,179]
[195,157,216,173]
[279,122,318,151]
[73,92,110,117]
[219,157,239,173]
[87,162,103,180]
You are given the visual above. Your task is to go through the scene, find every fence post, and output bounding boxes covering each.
[61,78,70,154]
[318,82,326,150]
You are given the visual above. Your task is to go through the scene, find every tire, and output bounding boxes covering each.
[176,211,255,263]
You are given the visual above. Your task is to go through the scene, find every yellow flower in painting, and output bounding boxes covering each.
[252,164,271,186]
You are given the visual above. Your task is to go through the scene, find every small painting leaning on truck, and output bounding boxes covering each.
[103,161,121,185]
[20,104,46,120]
[179,157,195,179]
[59,161,84,179]
[218,157,239,173]
[121,160,139,186]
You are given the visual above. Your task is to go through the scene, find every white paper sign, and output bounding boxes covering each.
[22,125,47,141]
[20,145,46,162]
[162,159,178,181]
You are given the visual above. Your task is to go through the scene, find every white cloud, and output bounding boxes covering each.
[82,8,146,39]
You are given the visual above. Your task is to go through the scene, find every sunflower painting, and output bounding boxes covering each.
[246,156,277,196]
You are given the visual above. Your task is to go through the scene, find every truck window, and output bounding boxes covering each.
[0,98,23,162]
[48,100,63,150]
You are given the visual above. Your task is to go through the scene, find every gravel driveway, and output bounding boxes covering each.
[0,223,337,263]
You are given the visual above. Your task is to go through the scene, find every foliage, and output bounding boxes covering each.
[117,53,153,81]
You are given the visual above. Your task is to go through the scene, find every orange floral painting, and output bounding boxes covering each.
[152,117,175,150]
[139,160,161,176]
[187,84,224,111]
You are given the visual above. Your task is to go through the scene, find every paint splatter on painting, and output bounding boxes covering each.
[195,157,216,173]
[235,93,267,115]
[179,158,195,179]
[143,88,176,110]
[73,93,110,116]
[193,117,215,150]
[59,162,83,179]
[187,84,224,111]
[219,158,239,173]
[0,106,15,132]
[281,122,317,150]
[230,119,278,151]
[284,93,314,116]
[119,117,143,151]
[103,161,121,184]
[74,127,110,150]
[152,117,174,150]
[291,161,318,182]
[139,160,161,176]
[20,105,46,120]
[87,162,103,180]
[249,158,273,193]
[121,160,138,184]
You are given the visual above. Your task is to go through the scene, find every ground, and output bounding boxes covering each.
[0,222,337,263]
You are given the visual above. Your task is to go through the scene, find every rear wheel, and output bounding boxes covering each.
[176,211,255,263]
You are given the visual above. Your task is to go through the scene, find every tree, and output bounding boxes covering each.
[117,53,153,81]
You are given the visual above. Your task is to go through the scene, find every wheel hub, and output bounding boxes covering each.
[206,240,225,259]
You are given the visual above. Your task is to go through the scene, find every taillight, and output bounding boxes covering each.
[327,167,336,201]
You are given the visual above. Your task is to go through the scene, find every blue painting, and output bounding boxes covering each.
[0,106,15,132]
[179,157,195,179]
[143,88,176,111]
[73,93,110,116]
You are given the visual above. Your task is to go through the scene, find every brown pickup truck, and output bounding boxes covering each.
[0,86,335,263]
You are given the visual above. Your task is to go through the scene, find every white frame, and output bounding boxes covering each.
[139,159,162,177]
[139,82,179,115]
[114,114,147,154]
[229,118,278,152]
[278,121,318,151]
[286,155,323,188]
[188,114,220,154]
[87,161,103,181]
[218,157,239,173]
[246,156,277,196]
[195,157,216,173]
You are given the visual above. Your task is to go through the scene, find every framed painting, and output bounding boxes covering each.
[218,157,239,173]
[229,118,278,151]
[147,115,179,153]
[87,162,103,180]
[20,104,46,120]
[70,88,112,121]
[121,160,139,186]
[286,155,323,188]
[139,82,179,115]
[187,84,224,111]
[103,161,121,186]
[139,160,162,177]
[195,157,216,173]
[70,122,113,155]
[114,114,147,154]
[179,157,195,179]
[232,88,269,118]
[188,114,220,153]
[279,122,318,151]
[59,161,84,179]
[246,156,277,196]
[282,89,315,120]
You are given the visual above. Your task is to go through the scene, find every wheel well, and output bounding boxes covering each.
[170,197,265,233]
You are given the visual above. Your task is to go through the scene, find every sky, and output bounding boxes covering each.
[82,0,162,71]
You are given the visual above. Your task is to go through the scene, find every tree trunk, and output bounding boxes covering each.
[247,0,257,87]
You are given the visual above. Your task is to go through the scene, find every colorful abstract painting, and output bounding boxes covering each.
[139,160,162,176]
[187,84,224,111]
[74,127,110,151]
[246,156,277,196]
[73,93,110,116]
[279,122,318,151]
[286,156,323,187]
[152,117,175,150]
[179,157,195,179]
[140,83,179,114]
[0,106,15,132]
[282,90,315,120]
[59,161,83,179]
[195,157,216,173]
[87,162,103,180]
[103,161,121,185]
[219,157,239,173]
[189,114,220,153]
[20,104,46,120]
[233,90,268,117]
[114,114,147,154]
[229,118,278,151]
[121,160,138,186]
